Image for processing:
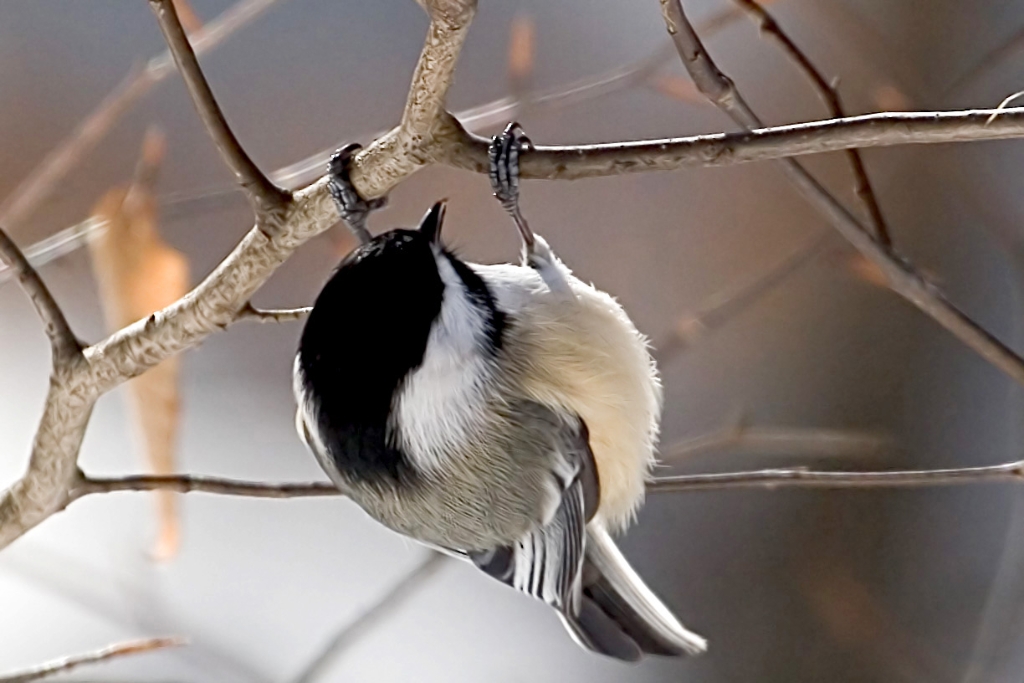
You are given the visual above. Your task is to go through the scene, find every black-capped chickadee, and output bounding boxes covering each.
[293,124,706,661]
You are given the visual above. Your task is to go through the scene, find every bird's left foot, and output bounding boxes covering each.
[328,143,387,245]
[489,122,536,254]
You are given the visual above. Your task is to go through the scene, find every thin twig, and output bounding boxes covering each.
[656,230,830,361]
[657,1,1024,387]
[0,0,283,230]
[235,302,312,323]
[665,424,894,461]
[648,460,1024,493]
[290,553,448,683]
[0,226,80,361]
[0,637,183,683]
[730,0,891,246]
[72,474,338,500]
[148,0,290,218]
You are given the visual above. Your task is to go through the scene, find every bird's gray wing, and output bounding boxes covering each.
[470,404,599,616]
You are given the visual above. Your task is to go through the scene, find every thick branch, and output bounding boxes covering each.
[730,0,890,246]
[148,0,289,217]
[0,637,183,683]
[649,460,1024,493]
[430,107,1024,180]
[0,227,79,362]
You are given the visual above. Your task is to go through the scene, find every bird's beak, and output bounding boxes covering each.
[418,199,447,244]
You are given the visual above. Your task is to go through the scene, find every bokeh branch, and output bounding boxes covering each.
[0,0,281,231]
[0,637,183,683]
[291,553,448,683]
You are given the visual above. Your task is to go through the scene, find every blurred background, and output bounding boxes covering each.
[3,0,1024,680]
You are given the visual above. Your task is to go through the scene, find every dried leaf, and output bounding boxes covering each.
[873,83,912,112]
[508,14,536,85]
[171,0,203,34]
[87,128,189,562]
[843,252,889,288]
[649,74,703,104]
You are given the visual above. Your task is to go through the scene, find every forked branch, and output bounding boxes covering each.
[658,0,1024,387]
[730,0,890,246]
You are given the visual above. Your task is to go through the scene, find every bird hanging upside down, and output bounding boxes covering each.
[293,123,706,661]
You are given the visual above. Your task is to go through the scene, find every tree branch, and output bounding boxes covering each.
[72,474,337,500]
[428,106,1024,180]
[730,0,891,246]
[148,0,290,218]
[0,226,80,362]
[649,460,1024,493]
[0,637,183,683]
[61,457,1024,501]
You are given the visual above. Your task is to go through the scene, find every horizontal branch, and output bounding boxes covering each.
[0,637,183,683]
[73,474,338,500]
[649,460,1024,493]
[73,457,1024,502]
[433,107,1024,182]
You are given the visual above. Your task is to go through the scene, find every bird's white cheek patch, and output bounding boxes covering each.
[390,253,492,473]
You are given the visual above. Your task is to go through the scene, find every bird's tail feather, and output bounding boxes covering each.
[561,525,707,661]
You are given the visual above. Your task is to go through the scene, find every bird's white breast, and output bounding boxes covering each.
[389,253,493,473]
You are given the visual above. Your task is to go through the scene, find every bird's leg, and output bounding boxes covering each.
[328,143,387,245]
[489,123,573,296]
[489,122,537,256]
